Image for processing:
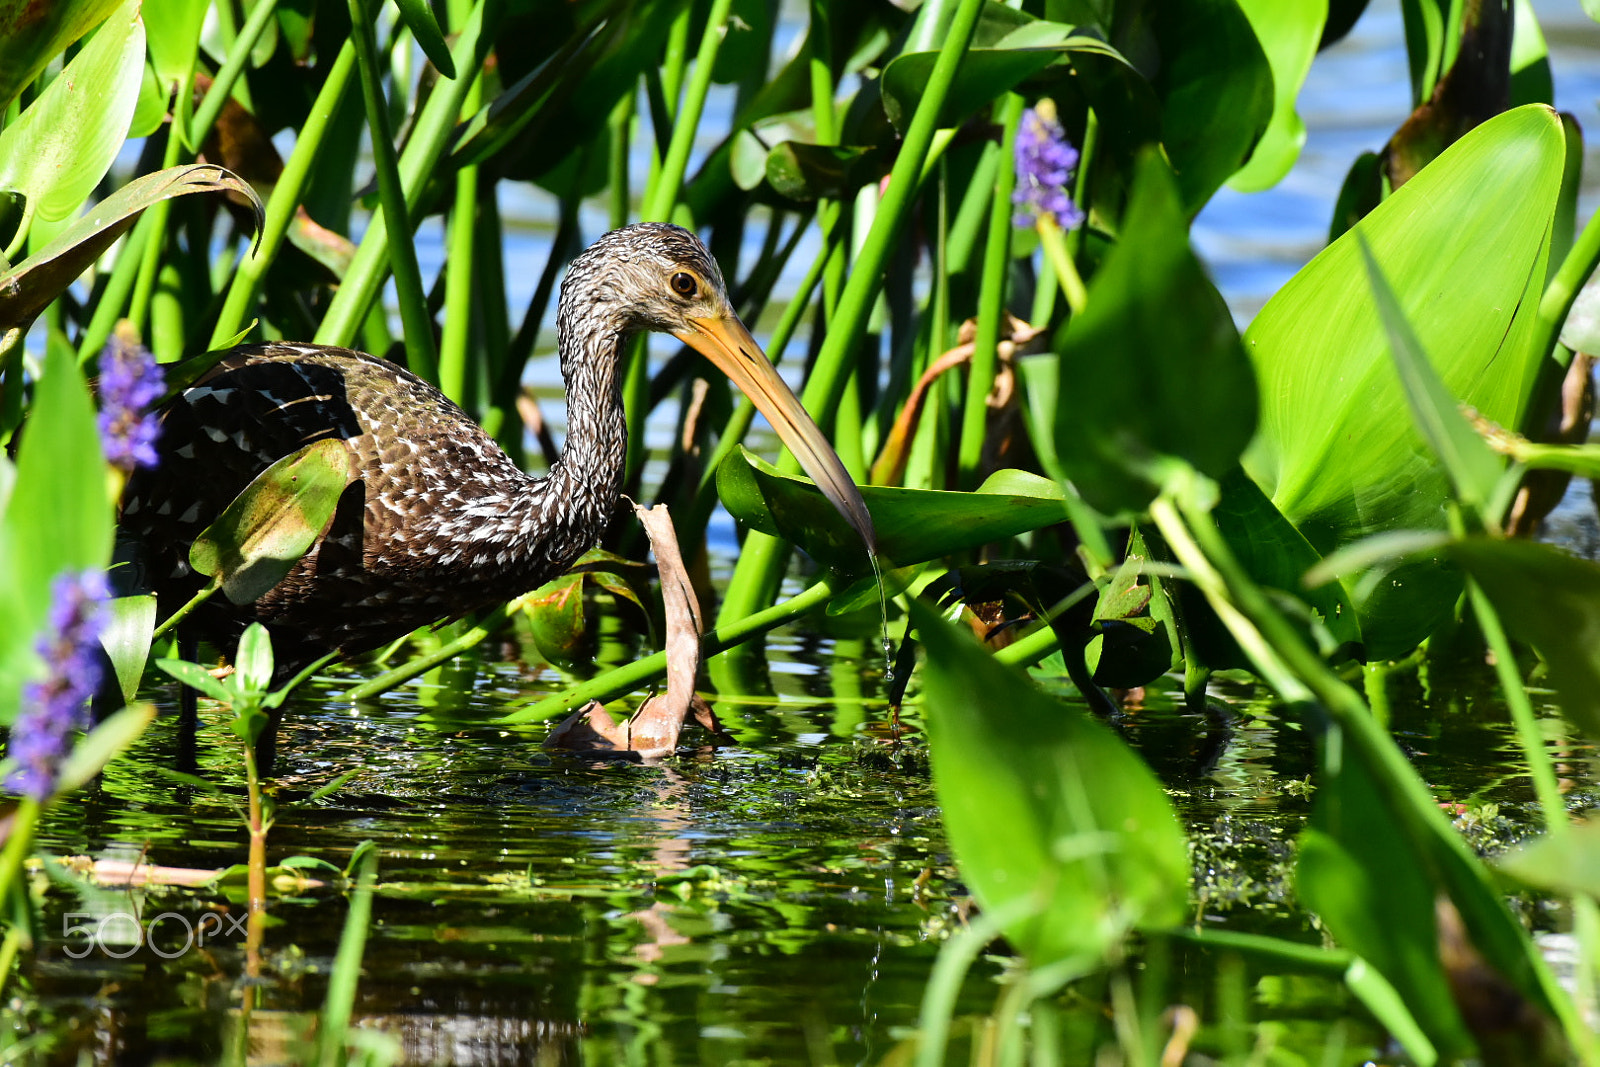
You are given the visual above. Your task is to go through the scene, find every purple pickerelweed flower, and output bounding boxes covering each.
[1013,106,1085,231]
[7,571,110,801]
[97,336,165,472]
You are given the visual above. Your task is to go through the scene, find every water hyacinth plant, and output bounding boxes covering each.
[0,0,1598,1061]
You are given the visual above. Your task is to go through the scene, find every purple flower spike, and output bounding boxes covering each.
[7,571,110,800]
[1013,106,1085,232]
[97,337,165,472]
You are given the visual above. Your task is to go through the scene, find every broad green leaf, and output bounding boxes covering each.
[0,164,263,336]
[880,29,1072,135]
[717,448,1068,576]
[102,594,156,706]
[1448,538,1600,739]
[1241,105,1564,657]
[189,439,356,606]
[1341,958,1440,1067]
[1147,0,1274,213]
[0,0,122,110]
[1227,0,1328,193]
[0,344,111,726]
[523,574,590,669]
[1358,237,1506,521]
[0,0,146,233]
[144,0,206,92]
[1053,151,1257,515]
[910,598,1188,974]
[1212,467,1361,652]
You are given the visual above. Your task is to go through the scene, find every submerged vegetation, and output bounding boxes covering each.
[3,0,1600,1062]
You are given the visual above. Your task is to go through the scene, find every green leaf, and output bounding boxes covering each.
[523,573,590,669]
[764,141,885,202]
[0,164,263,336]
[0,0,146,232]
[189,439,356,606]
[235,623,275,695]
[1358,236,1507,521]
[0,343,111,726]
[154,658,237,704]
[883,14,1081,136]
[1052,150,1257,515]
[102,594,156,706]
[1227,0,1328,193]
[144,0,206,92]
[717,448,1069,576]
[1241,105,1565,657]
[1447,538,1600,739]
[910,598,1188,975]
[0,0,123,111]
[1497,820,1600,898]
[394,0,456,80]
[1147,0,1274,213]
[1297,778,1473,1056]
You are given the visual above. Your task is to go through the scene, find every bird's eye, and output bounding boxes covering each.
[670,272,698,298]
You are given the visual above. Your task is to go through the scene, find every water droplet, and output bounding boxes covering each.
[867,549,893,682]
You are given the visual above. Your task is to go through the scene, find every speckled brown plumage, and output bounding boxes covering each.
[118,223,746,669]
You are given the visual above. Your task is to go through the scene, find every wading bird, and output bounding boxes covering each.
[119,223,874,671]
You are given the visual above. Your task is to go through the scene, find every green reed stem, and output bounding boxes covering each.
[211,42,357,348]
[1466,579,1569,842]
[314,0,490,351]
[125,130,184,342]
[439,69,485,406]
[348,0,438,384]
[315,841,378,1067]
[501,577,836,724]
[188,0,281,149]
[719,0,985,622]
[76,223,148,364]
[343,602,513,701]
[958,93,1023,486]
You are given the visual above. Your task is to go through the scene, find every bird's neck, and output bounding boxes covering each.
[532,319,630,561]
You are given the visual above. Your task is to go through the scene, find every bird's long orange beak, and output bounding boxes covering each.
[675,313,876,554]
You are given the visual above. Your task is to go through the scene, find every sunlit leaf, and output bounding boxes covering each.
[154,658,235,704]
[1227,0,1327,192]
[1358,236,1506,521]
[0,0,146,233]
[189,439,355,606]
[1052,150,1257,515]
[523,574,590,669]
[717,448,1068,576]
[394,0,456,80]
[102,594,156,706]
[235,623,275,695]
[1147,0,1273,213]
[144,0,206,92]
[0,164,262,335]
[1241,105,1564,656]
[0,0,123,110]
[910,598,1188,975]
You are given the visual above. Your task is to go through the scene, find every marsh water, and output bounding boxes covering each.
[16,3,1600,1064]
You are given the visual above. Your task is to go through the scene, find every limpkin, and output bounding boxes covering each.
[119,223,874,672]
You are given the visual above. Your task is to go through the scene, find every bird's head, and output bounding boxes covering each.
[566,222,876,555]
